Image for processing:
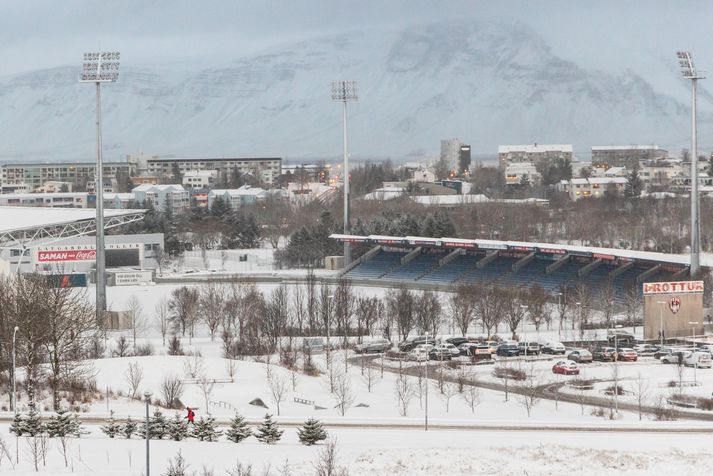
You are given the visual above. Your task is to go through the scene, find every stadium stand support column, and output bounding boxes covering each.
[401,247,422,265]
[672,267,691,280]
[636,264,661,284]
[546,254,570,274]
[609,261,634,278]
[476,251,499,269]
[578,258,602,278]
[338,245,381,276]
[512,252,535,272]
[439,248,464,266]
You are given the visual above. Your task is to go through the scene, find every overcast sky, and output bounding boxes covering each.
[2,0,712,75]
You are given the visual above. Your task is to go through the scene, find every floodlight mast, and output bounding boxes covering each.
[331,80,357,266]
[677,51,704,276]
[79,51,120,325]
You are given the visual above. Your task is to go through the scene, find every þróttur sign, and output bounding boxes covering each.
[642,280,704,295]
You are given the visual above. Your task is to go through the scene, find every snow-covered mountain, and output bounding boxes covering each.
[0,20,709,162]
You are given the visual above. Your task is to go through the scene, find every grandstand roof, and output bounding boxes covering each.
[498,144,573,154]
[0,206,145,249]
[330,234,697,268]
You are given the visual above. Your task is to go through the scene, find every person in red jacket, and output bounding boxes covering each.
[186,407,195,424]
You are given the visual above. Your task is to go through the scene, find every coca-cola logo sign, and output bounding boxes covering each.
[37,249,97,262]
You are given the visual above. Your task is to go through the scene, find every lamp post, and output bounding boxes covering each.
[676,51,704,275]
[611,324,623,413]
[79,51,120,326]
[575,301,582,346]
[144,391,152,476]
[424,331,429,431]
[656,300,667,347]
[331,80,357,266]
[553,292,563,339]
[520,305,529,356]
[689,321,699,384]
[11,326,18,414]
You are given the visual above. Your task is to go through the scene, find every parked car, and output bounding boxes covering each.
[303,337,325,353]
[446,337,469,347]
[617,348,638,362]
[354,338,391,354]
[698,344,713,356]
[552,360,580,375]
[433,342,461,357]
[414,343,435,353]
[633,343,658,355]
[685,351,712,368]
[607,330,636,346]
[541,342,566,355]
[428,348,453,361]
[567,349,593,363]
[457,342,480,356]
[661,350,691,365]
[471,345,492,361]
[518,341,541,355]
[592,346,616,362]
[654,346,678,360]
[496,343,520,357]
[408,348,429,362]
[484,341,500,354]
[398,336,436,352]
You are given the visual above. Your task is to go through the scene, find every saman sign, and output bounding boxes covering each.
[37,249,97,262]
[642,280,704,295]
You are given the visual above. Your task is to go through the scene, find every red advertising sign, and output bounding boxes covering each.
[642,280,704,295]
[37,249,97,262]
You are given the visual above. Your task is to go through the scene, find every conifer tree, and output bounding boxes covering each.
[167,413,189,441]
[46,409,75,438]
[24,407,44,436]
[101,410,121,438]
[191,416,222,442]
[9,413,25,436]
[225,412,252,443]
[255,413,283,444]
[138,409,168,439]
[297,418,327,446]
[122,416,137,439]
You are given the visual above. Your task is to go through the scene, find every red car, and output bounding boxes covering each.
[616,348,638,362]
[552,360,580,375]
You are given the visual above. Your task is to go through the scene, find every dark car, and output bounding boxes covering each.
[398,336,436,352]
[428,348,453,361]
[496,344,520,357]
[607,331,636,347]
[354,338,391,354]
[446,337,470,348]
[592,346,616,362]
[567,349,593,364]
[654,347,676,360]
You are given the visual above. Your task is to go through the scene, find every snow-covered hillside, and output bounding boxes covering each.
[0,20,709,161]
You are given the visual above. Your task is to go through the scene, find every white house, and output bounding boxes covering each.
[182,170,218,189]
[558,177,627,200]
[132,184,190,213]
[208,185,270,210]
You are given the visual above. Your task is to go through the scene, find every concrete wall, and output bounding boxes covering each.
[644,285,704,340]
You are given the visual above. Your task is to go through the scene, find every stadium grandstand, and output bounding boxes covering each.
[331,234,694,305]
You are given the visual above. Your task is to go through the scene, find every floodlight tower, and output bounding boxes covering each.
[80,51,120,324]
[677,51,704,276]
[331,80,358,265]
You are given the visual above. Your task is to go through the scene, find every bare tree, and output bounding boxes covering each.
[169,286,200,340]
[632,372,650,421]
[161,374,185,408]
[125,361,144,399]
[573,283,592,341]
[525,284,548,332]
[502,287,528,340]
[183,353,204,379]
[333,278,356,358]
[462,382,482,414]
[292,284,306,335]
[126,295,144,352]
[478,286,504,337]
[449,283,477,336]
[154,298,170,347]
[441,382,458,412]
[263,285,289,353]
[306,268,319,334]
[518,364,541,417]
[267,372,289,416]
[386,286,416,342]
[394,370,415,416]
[624,284,642,333]
[314,438,349,476]
[199,282,226,341]
[416,290,443,336]
[226,358,237,380]
[601,278,616,329]
[153,246,170,276]
[333,372,355,416]
[362,358,378,392]
[356,296,380,340]
[197,374,215,415]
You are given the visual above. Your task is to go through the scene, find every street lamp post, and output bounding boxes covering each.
[11,326,18,414]
[520,305,529,356]
[424,331,429,431]
[656,300,667,347]
[144,391,152,476]
[575,302,582,346]
[331,80,357,266]
[611,324,623,413]
[689,321,699,384]
[79,51,120,326]
[553,292,563,339]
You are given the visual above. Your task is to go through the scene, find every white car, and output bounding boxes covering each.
[661,350,691,364]
[414,343,435,353]
[542,342,566,355]
[434,342,460,357]
[698,344,713,355]
[408,348,429,362]
[633,343,657,355]
[685,351,712,368]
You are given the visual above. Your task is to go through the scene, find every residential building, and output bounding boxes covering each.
[182,170,218,189]
[132,184,190,213]
[281,164,331,183]
[130,156,282,185]
[411,168,436,183]
[670,174,713,193]
[557,177,627,200]
[104,193,136,209]
[639,161,683,186]
[0,192,89,208]
[36,181,73,193]
[131,175,159,185]
[505,163,541,185]
[286,181,337,205]
[498,144,573,169]
[0,183,29,194]
[191,191,209,208]
[0,161,131,191]
[591,145,667,169]
[208,185,271,210]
